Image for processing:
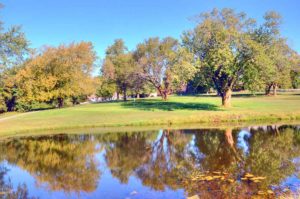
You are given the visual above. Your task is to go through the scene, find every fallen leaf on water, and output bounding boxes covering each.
[205,176,213,181]
[187,195,200,199]
[257,191,265,195]
[245,174,254,178]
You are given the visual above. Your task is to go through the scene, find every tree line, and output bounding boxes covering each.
[1,8,300,113]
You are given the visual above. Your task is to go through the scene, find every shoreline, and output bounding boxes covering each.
[1,94,300,137]
[1,113,299,138]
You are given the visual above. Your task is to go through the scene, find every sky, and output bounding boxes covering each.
[2,0,300,61]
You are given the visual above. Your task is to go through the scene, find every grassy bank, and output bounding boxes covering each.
[0,93,300,136]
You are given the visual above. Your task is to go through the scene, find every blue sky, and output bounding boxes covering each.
[2,0,300,60]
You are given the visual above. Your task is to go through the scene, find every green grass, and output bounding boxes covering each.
[0,93,300,136]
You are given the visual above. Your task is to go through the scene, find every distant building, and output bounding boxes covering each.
[149,92,158,97]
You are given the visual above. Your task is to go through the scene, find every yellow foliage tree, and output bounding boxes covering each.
[16,42,96,107]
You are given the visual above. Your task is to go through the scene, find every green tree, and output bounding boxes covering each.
[289,50,300,89]
[129,75,154,98]
[182,8,271,107]
[96,77,116,100]
[291,68,300,89]
[252,12,296,95]
[134,37,196,100]
[102,39,137,101]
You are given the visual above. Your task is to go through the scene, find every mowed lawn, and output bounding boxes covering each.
[1,93,300,136]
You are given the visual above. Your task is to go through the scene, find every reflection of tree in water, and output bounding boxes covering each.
[103,126,300,198]
[102,130,195,190]
[246,125,300,188]
[136,130,195,190]
[0,166,37,199]
[189,126,300,198]
[100,132,156,183]
[0,126,300,198]
[0,135,100,193]
[194,128,243,174]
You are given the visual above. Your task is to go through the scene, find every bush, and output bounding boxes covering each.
[15,101,55,112]
[15,101,32,112]
[30,102,55,111]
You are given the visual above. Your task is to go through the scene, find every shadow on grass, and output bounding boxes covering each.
[192,93,266,98]
[122,99,220,111]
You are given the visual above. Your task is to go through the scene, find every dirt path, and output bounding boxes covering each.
[0,112,34,122]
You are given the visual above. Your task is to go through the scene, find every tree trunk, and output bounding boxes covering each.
[157,87,168,101]
[136,93,140,99]
[265,84,272,96]
[162,92,168,100]
[224,128,242,161]
[6,96,16,112]
[58,97,64,108]
[117,92,120,100]
[160,90,168,101]
[123,88,127,101]
[225,128,234,147]
[273,83,277,96]
[221,89,232,107]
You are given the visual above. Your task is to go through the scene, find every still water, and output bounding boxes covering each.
[0,125,300,199]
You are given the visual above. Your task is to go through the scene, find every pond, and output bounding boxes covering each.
[0,125,300,198]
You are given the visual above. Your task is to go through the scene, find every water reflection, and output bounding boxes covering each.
[0,135,101,193]
[0,125,300,198]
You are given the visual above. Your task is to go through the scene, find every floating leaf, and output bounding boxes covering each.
[245,174,254,178]
[257,191,265,195]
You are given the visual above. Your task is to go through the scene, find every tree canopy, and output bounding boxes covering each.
[134,37,196,100]
[16,42,96,108]
[182,8,274,107]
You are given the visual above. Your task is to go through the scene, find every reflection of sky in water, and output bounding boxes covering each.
[281,175,300,192]
[281,157,300,191]
[237,129,251,155]
[5,161,73,199]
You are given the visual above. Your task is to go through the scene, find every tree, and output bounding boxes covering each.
[102,39,137,101]
[252,12,295,95]
[129,75,154,98]
[96,77,116,100]
[0,25,28,73]
[0,5,29,112]
[134,37,196,100]
[16,42,96,108]
[182,8,271,107]
[291,64,300,89]
[1,66,21,111]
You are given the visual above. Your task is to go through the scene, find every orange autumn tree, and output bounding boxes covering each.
[16,42,96,108]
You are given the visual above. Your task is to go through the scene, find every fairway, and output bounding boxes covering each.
[1,93,300,136]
